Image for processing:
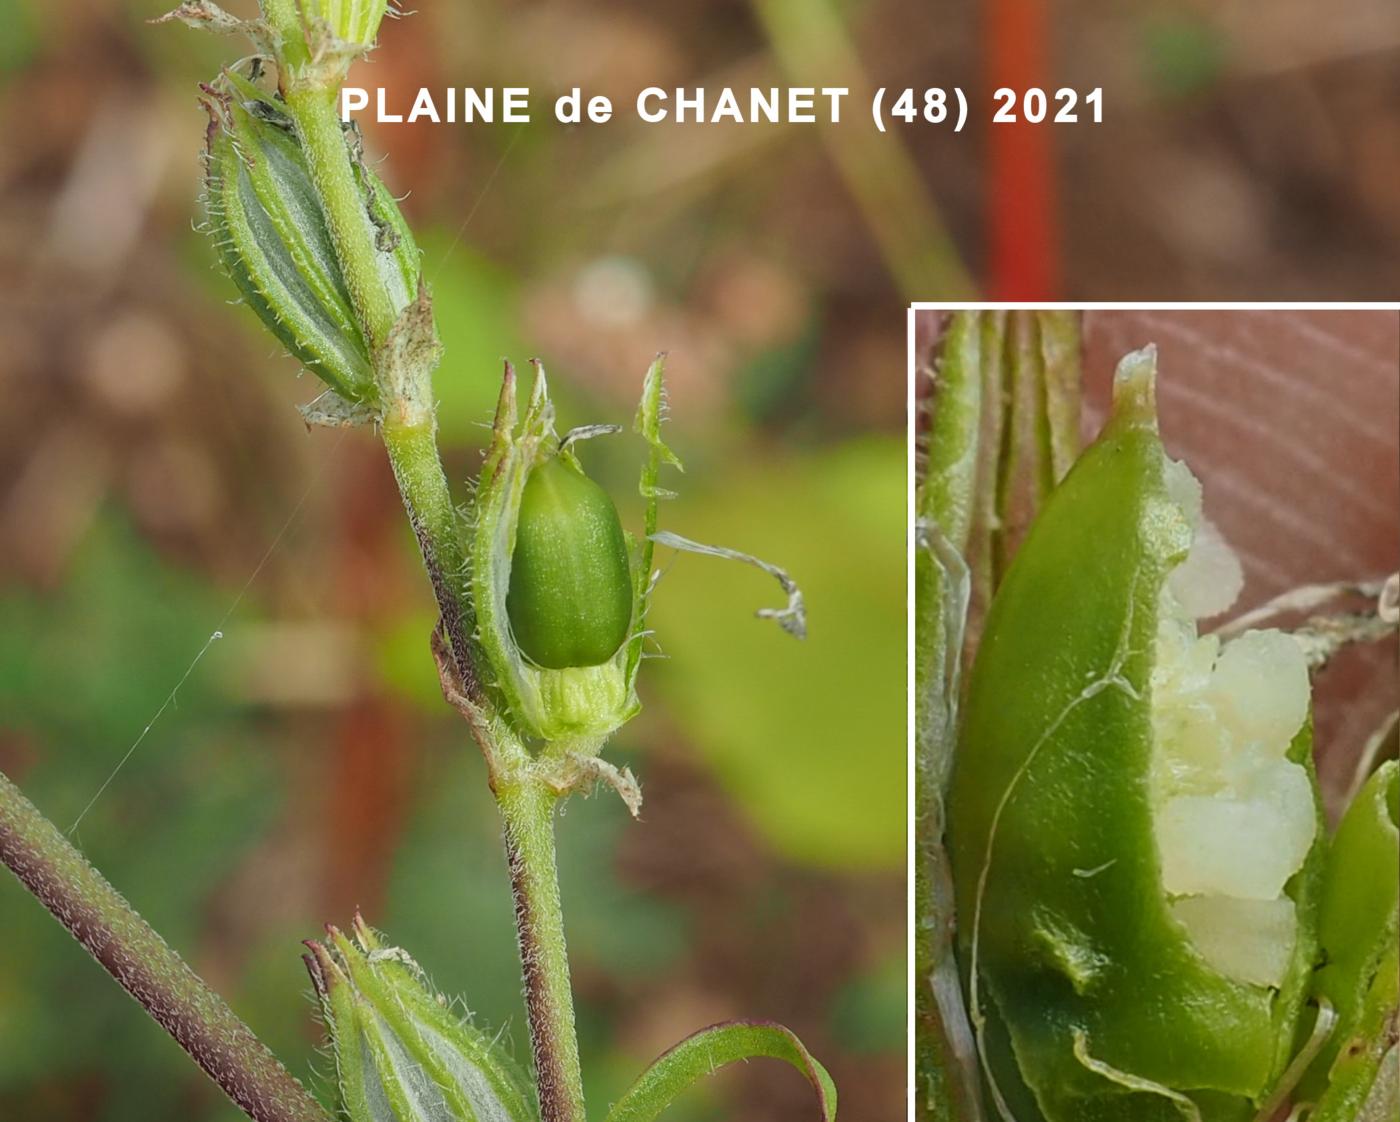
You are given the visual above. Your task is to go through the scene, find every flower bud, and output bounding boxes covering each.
[202,70,420,411]
[304,915,536,1122]
[257,0,390,80]
[506,457,633,670]
[302,0,390,52]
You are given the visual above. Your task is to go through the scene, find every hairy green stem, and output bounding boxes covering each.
[260,1,310,74]
[280,68,476,694]
[282,84,398,348]
[382,415,478,698]
[277,35,588,1122]
[0,769,333,1122]
[497,777,586,1122]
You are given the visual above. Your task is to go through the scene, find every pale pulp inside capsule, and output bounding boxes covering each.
[1149,461,1315,988]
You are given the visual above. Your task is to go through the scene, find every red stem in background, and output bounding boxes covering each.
[986,0,1061,299]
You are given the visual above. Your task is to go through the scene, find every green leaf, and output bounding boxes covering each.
[605,1021,836,1122]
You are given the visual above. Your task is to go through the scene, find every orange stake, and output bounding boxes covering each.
[986,0,1061,299]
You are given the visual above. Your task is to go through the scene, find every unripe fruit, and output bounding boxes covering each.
[506,457,632,669]
[948,350,1323,1121]
[304,916,536,1122]
[202,71,420,409]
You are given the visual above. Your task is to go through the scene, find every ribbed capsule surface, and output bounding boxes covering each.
[506,456,633,669]
[305,918,537,1122]
[202,72,420,406]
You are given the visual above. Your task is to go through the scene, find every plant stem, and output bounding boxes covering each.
[280,75,478,696]
[382,414,478,697]
[387,417,586,1122]
[259,0,310,70]
[0,769,333,1122]
[496,776,586,1122]
[283,84,398,348]
[277,41,586,1122]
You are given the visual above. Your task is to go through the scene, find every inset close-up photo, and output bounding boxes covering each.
[915,308,1399,1122]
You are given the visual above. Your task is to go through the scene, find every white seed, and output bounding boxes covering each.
[1170,895,1297,987]
[1157,766,1314,899]
[1168,517,1244,619]
[1208,630,1310,751]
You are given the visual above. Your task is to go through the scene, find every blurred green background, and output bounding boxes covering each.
[0,2,906,1120]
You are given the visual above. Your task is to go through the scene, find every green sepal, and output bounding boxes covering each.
[604,1020,836,1122]
[914,311,999,1122]
[257,0,390,81]
[301,0,391,51]
[356,150,423,320]
[632,355,805,647]
[201,68,422,410]
[1300,760,1399,1117]
[948,349,1324,1121]
[623,354,680,686]
[305,915,538,1122]
[470,355,797,753]
[1268,713,1328,1090]
[203,73,373,403]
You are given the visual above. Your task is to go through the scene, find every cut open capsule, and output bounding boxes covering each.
[948,348,1324,1122]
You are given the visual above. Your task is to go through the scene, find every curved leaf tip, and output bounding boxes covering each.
[604,1019,836,1122]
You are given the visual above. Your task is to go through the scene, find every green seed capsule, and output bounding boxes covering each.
[203,71,422,410]
[506,456,633,670]
[1300,760,1398,1119]
[948,349,1324,1122]
[304,915,536,1122]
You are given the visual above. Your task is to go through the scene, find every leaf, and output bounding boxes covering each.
[604,1020,836,1122]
